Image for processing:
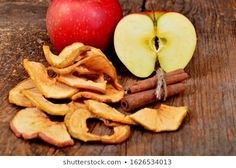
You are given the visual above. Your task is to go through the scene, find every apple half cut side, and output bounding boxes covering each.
[114,12,197,77]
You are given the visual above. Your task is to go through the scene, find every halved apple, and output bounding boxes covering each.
[114,12,197,77]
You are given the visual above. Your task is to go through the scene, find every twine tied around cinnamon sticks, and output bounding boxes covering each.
[155,68,167,101]
[121,69,189,112]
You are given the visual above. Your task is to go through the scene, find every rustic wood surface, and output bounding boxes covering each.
[0,0,236,156]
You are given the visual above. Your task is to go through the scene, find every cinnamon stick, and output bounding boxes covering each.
[121,83,186,111]
[126,69,188,94]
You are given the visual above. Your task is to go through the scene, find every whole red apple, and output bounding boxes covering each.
[46,0,123,51]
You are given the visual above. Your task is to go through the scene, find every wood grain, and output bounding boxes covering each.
[0,0,236,155]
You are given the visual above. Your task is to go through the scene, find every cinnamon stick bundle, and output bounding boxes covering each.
[126,69,188,94]
[121,83,186,111]
[121,69,189,112]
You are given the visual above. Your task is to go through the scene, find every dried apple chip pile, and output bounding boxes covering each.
[9,42,188,147]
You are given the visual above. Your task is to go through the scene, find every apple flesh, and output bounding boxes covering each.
[114,12,197,77]
[46,0,122,52]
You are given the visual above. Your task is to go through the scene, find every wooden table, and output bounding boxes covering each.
[0,0,235,156]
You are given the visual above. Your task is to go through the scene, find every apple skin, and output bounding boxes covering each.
[46,0,123,52]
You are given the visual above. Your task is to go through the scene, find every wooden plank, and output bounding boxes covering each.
[0,0,236,156]
[119,0,144,15]
[143,0,236,155]
[0,1,49,155]
[0,0,144,156]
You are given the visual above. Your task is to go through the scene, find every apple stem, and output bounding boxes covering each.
[152,12,157,28]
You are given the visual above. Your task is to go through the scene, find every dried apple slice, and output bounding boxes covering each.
[65,109,130,144]
[10,108,48,139]
[101,119,122,127]
[88,47,106,56]
[85,100,136,125]
[43,42,91,68]
[101,125,131,144]
[10,108,74,147]
[48,62,98,76]
[68,101,88,111]
[47,61,81,75]
[22,88,70,116]
[47,46,123,90]
[74,66,98,75]
[39,123,74,147]
[72,84,124,103]
[22,88,86,116]
[8,79,35,107]
[64,109,101,142]
[129,104,188,132]
[23,59,78,99]
[79,51,122,90]
[57,74,107,93]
